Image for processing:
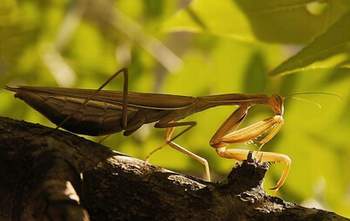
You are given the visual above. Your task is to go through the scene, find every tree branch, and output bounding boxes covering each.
[0,117,348,221]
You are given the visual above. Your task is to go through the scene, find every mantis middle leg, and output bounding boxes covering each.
[148,121,211,182]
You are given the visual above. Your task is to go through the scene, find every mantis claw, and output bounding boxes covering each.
[216,148,291,191]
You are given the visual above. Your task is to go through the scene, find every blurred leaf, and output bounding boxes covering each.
[321,68,350,85]
[279,74,299,96]
[242,50,268,93]
[67,21,116,76]
[0,0,18,26]
[143,0,164,19]
[270,11,350,76]
[163,0,255,41]
[235,0,349,43]
[163,0,349,43]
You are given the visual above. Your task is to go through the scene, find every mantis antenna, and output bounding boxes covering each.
[285,91,342,100]
[289,97,322,109]
[285,91,342,109]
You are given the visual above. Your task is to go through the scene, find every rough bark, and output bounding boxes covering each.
[0,117,348,221]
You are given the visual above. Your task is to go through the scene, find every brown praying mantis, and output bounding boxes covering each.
[5,68,291,191]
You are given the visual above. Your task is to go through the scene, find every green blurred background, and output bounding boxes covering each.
[1,0,350,217]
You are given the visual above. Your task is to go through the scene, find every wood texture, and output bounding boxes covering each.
[0,117,348,221]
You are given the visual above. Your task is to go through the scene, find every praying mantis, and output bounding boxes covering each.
[5,68,291,191]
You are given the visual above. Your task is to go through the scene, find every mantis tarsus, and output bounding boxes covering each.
[6,68,291,191]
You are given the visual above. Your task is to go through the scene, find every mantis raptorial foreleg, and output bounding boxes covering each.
[210,104,251,147]
[210,104,290,191]
[146,121,211,181]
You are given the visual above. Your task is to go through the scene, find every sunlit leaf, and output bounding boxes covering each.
[242,51,268,93]
[163,0,350,43]
[234,0,349,43]
[270,11,350,76]
[162,0,255,42]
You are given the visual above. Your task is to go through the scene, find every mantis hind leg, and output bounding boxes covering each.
[216,147,291,192]
[146,121,211,182]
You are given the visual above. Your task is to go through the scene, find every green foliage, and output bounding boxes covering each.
[1,0,350,217]
[270,11,350,76]
[164,0,350,43]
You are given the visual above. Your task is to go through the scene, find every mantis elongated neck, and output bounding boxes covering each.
[199,93,270,106]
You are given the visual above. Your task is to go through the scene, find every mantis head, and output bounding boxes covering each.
[269,95,285,116]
